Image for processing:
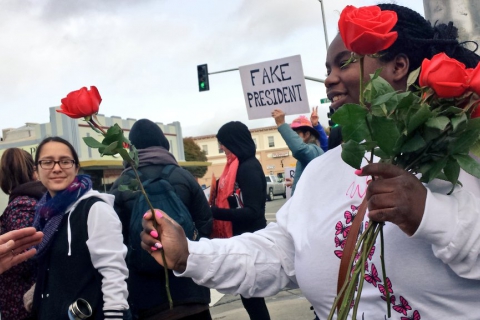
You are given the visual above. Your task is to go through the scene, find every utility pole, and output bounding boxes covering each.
[423,0,480,49]
[318,0,329,51]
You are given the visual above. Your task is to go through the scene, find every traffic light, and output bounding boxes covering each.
[197,64,210,92]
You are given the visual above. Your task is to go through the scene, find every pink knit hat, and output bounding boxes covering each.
[290,115,319,139]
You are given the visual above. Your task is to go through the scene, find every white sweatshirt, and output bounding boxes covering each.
[177,146,480,319]
[67,190,129,317]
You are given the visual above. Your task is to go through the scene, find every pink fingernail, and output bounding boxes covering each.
[151,246,157,251]
[143,212,148,219]
[354,168,363,175]
[155,210,163,219]
[155,242,163,249]
[150,230,159,238]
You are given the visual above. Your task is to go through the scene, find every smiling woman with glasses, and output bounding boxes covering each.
[31,136,131,319]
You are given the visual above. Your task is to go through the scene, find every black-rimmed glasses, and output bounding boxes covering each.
[38,159,76,170]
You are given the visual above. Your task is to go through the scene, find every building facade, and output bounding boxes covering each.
[0,107,185,209]
[193,125,297,188]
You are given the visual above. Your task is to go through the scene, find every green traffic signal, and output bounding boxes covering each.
[197,64,210,92]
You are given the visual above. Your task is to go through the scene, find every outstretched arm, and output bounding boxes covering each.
[142,208,297,297]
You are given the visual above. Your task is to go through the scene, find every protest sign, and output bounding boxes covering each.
[284,166,296,200]
[239,55,310,120]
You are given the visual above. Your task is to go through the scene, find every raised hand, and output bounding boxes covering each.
[272,109,286,126]
[310,106,319,126]
[357,163,427,236]
[141,209,190,273]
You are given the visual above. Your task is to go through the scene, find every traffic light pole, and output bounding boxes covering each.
[208,68,325,83]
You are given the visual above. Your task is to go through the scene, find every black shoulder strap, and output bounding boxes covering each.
[159,164,177,180]
[76,196,104,210]
[125,164,178,183]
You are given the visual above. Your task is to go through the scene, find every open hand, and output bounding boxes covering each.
[358,163,427,236]
[0,227,43,274]
[141,209,190,273]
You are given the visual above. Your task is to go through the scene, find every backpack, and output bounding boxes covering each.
[126,164,197,274]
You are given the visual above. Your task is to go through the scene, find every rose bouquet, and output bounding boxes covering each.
[57,86,173,309]
[328,5,480,320]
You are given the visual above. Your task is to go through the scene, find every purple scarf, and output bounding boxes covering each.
[33,175,92,258]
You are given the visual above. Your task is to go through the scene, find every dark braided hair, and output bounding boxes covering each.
[377,3,480,69]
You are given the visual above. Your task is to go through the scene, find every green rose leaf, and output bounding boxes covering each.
[453,154,480,179]
[406,104,433,134]
[444,157,461,194]
[99,141,118,156]
[400,133,426,153]
[451,113,467,131]
[118,184,131,192]
[421,157,448,183]
[83,136,104,149]
[469,139,480,158]
[331,103,369,142]
[466,117,480,130]
[451,129,480,154]
[371,75,395,98]
[102,123,124,145]
[371,116,401,156]
[425,116,449,131]
[341,140,366,169]
[406,67,420,90]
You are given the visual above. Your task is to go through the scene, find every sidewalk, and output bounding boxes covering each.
[209,288,315,320]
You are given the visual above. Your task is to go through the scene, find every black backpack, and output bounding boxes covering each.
[126,165,196,274]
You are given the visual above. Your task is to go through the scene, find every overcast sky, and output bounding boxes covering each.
[0,0,424,138]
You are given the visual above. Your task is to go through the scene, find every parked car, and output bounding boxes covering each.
[265,175,286,201]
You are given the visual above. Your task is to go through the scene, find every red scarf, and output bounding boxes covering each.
[210,153,238,238]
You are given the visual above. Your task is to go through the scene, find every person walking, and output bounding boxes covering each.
[210,121,271,320]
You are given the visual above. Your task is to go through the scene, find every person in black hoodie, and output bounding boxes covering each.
[213,121,271,320]
[110,119,213,320]
[0,148,46,320]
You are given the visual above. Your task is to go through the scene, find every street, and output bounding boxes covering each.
[265,196,287,224]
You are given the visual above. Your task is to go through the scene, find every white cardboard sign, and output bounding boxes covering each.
[284,166,296,200]
[239,55,310,120]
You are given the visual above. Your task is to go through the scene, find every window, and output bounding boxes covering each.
[265,176,271,182]
[202,145,208,155]
[268,136,275,148]
[253,138,257,149]
[218,143,224,154]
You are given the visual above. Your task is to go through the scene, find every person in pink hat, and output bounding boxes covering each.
[272,109,323,195]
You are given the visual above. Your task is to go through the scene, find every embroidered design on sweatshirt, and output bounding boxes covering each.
[333,189,421,319]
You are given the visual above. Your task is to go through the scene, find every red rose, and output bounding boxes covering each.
[338,5,398,56]
[468,63,480,96]
[57,86,101,119]
[419,53,469,98]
